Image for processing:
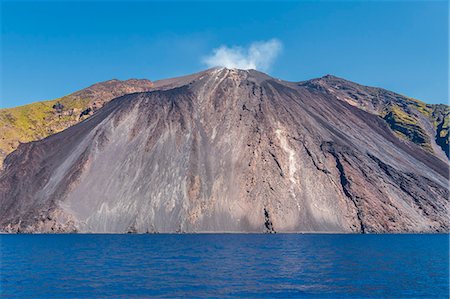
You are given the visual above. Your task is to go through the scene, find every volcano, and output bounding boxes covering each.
[0,68,448,233]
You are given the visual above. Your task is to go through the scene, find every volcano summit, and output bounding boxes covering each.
[0,68,448,233]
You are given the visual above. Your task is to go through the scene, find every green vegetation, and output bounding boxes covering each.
[405,97,432,116]
[0,96,91,166]
[382,104,433,152]
[432,106,450,158]
[378,94,449,158]
[0,79,154,167]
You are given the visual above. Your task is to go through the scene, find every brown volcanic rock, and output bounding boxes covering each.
[69,78,154,108]
[0,68,448,233]
[0,78,153,168]
[300,75,449,160]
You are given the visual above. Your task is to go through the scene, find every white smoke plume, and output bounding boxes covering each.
[203,39,282,71]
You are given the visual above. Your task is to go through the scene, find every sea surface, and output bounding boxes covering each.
[0,234,448,298]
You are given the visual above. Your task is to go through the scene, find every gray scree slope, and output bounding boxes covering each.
[0,68,448,233]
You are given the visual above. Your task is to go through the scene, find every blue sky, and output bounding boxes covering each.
[1,0,448,107]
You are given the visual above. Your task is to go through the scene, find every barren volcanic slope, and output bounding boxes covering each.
[0,68,448,233]
[0,79,153,167]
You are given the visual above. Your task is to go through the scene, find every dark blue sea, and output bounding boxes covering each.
[0,234,448,298]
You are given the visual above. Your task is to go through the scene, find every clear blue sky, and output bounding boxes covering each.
[1,0,448,108]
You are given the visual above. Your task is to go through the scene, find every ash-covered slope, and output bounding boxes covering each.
[300,75,449,159]
[0,68,448,233]
[0,78,154,167]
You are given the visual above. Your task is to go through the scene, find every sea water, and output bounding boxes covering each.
[0,234,448,298]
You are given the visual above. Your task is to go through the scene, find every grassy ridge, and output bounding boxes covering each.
[309,75,449,158]
[0,96,90,165]
[382,104,432,151]
[381,99,449,157]
[0,79,154,167]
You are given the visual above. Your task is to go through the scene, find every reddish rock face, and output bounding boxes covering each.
[0,68,448,233]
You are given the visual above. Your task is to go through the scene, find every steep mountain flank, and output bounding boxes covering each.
[0,79,153,167]
[0,69,448,233]
[300,75,449,159]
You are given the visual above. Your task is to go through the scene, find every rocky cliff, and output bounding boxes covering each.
[300,75,449,159]
[0,68,448,233]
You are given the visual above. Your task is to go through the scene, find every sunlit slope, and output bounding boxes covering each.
[300,75,449,159]
[1,69,447,233]
[0,79,153,167]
